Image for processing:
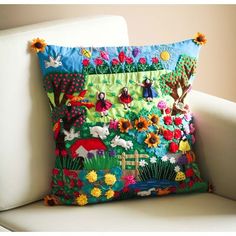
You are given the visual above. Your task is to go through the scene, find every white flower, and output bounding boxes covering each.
[161,155,169,162]
[184,113,192,122]
[184,125,190,134]
[169,157,176,164]
[150,156,157,163]
[174,166,181,173]
[139,160,147,167]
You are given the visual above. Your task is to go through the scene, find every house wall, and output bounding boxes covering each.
[0,4,235,102]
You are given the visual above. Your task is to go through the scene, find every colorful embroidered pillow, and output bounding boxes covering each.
[33,33,208,206]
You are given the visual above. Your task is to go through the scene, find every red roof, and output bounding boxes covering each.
[70,138,107,158]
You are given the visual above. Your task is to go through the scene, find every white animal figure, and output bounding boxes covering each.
[137,188,156,197]
[110,135,133,150]
[63,128,80,141]
[89,124,110,140]
[45,55,62,68]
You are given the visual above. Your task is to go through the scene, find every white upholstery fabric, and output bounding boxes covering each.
[0,193,235,232]
[0,15,129,211]
[188,91,236,200]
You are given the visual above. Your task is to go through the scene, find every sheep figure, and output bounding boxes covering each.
[89,124,110,140]
[110,135,133,150]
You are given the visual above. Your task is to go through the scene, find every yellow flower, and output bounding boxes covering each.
[134,117,150,132]
[105,189,115,199]
[175,171,186,181]
[104,173,116,186]
[118,118,132,133]
[86,170,97,183]
[91,187,101,198]
[194,32,207,45]
[76,194,88,206]
[144,132,160,148]
[30,38,47,53]
[148,114,160,126]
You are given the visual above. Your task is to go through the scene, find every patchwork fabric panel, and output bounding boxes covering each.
[33,33,208,206]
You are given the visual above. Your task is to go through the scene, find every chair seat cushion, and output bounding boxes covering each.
[0,193,235,232]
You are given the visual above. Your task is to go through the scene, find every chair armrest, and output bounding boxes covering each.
[188,90,236,200]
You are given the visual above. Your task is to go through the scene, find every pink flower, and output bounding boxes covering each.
[109,119,118,130]
[82,59,90,66]
[94,58,103,66]
[125,57,133,64]
[123,175,136,187]
[190,124,195,134]
[152,57,159,64]
[139,57,146,64]
[111,58,120,65]
[191,135,196,144]
[157,100,167,110]
[184,112,192,121]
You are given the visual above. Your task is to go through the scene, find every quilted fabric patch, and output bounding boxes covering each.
[33,33,208,206]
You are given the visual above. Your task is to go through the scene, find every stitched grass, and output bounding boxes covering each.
[84,155,119,171]
[138,159,176,181]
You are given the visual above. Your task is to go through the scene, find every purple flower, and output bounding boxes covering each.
[96,149,104,156]
[177,155,188,165]
[109,150,116,157]
[87,152,95,159]
[157,100,167,110]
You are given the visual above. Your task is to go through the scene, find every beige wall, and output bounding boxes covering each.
[0,4,235,102]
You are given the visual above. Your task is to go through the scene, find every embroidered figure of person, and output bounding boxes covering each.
[137,77,158,102]
[95,92,113,117]
[118,87,133,110]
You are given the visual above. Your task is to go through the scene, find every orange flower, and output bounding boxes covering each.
[135,117,150,132]
[118,118,132,133]
[148,114,160,126]
[144,132,160,148]
[44,195,59,206]
[31,38,47,53]
[194,32,207,45]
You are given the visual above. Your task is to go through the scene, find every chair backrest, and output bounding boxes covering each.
[0,15,129,211]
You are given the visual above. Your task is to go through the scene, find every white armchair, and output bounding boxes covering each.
[0,15,235,232]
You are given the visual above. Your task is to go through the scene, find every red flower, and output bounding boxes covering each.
[74,192,80,197]
[139,57,146,64]
[165,107,171,114]
[55,149,60,156]
[94,58,103,66]
[188,180,194,187]
[125,57,133,64]
[63,169,78,178]
[179,182,186,189]
[52,168,59,175]
[163,130,174,141]
[70,179,75,188]
[174,129,182,139]
[164,116,172,125]
[185,168,194,178]
[152,57,159,64]
[123,186,129,193]
[82,59,90,66]
[174,117,182,126]
[57,180,64,187]
[114,191,120,198]
[169,142,179,153]
[61,150,67,157]
[77,179,83,188]
[118,51,126,63]
[111,58,120,65]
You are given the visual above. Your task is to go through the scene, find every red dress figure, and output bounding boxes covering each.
[95,92,112,117]
[119,87,133,110]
